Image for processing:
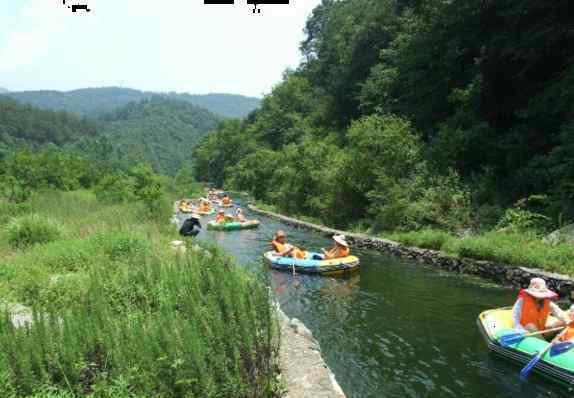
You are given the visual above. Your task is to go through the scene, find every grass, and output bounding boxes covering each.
[384,229,574,275]
[0,190,279,397]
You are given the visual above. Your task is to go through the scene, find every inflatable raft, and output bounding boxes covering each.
[263,251,360,276]
[477,307,574,388]
[207,220,259,231]
[196,209,215,216]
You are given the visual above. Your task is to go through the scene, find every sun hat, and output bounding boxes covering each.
[524,278,558,299]
[236,208,242,214]
[190,213,201,219]
[275,230,286,239]
[333,234,349,247]
[218,209,225,214]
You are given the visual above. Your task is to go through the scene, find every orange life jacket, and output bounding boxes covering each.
[271,240,306,259]
[271,240,284,253]
[339,247,350,258]
[560,323,574,342]
[519,290,551,331]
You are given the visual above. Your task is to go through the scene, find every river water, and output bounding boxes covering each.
[182,200,570,397]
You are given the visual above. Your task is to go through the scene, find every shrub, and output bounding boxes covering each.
[94,173,136,204]
[0,250,279,397]
[496,196,552,235]
[6,214,65,249]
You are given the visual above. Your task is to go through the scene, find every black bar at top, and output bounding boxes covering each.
[247,0,290,4]
[204,0,234,4]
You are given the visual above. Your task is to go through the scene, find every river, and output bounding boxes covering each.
[180,199,570,397]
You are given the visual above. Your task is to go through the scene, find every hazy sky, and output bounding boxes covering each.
[0,0,323,97]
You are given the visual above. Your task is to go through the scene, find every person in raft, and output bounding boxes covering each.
[215,209,227,223]
[321,234,350,260]
[235,208,246,222]
[199,198,211,213]
[271,230,307,259]
[559,305,574,343]
[222,194,232,206]
[512,278,569,334]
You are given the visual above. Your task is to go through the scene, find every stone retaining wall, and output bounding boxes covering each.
[276,304,346,398]
[248,205,574,299]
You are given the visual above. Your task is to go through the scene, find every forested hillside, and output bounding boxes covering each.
[0,96,219,174]
[0,87,9,93]
[0,97,98,157]
[3,87,260,118]
[193,0,574,232]
[81,96,220,174]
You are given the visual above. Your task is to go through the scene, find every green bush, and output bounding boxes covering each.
[94,173,136,204]
[6,214,65,249]
[0,250,279,397]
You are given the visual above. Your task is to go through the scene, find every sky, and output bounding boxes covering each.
[0,0,323,97]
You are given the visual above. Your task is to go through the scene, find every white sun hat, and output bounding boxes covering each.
[524,278,558,299]
[333,234,349,247]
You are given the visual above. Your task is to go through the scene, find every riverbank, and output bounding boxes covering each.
[248,205,574,299]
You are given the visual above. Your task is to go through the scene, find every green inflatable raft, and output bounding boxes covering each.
[478,307,574,388]
[207,220,260,231]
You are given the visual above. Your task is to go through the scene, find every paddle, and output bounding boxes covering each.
[520,327,567,380]
[499,326,565,347]
[549,341,574,357]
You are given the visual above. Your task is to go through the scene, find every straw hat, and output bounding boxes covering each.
[190,213,201,219]
[333,234,349,247]
[524,278,558,299]
[218,209,225,214]
[236,208,243,214]
[275,230,286,239]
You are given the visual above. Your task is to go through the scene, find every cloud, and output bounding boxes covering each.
[0,0,322,96]
[0,0,72,70]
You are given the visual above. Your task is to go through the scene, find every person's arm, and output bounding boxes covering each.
[550,302,569,324]
[512,298,525,331]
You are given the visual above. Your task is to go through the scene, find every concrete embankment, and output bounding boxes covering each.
[248,205,574,299]
[276,305,346,398]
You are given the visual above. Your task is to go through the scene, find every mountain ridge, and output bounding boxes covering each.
[3,87,260,118]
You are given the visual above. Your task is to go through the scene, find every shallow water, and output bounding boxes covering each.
[181,200,571,397]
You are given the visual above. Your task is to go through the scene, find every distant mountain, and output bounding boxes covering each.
[0,96,220,174]
[0,87,9,93]
[3,87,260,118]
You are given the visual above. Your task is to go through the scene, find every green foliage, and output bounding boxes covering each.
[5,87,260,119]
[191,0,574,237]
[172,167,203,199]
[94,173,136,204]
[6,214,65,249]
[496,196,552,235]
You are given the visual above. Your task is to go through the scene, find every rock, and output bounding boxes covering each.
[170,240,187,254]
[288,318,314,342]
[544,224,574,245]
